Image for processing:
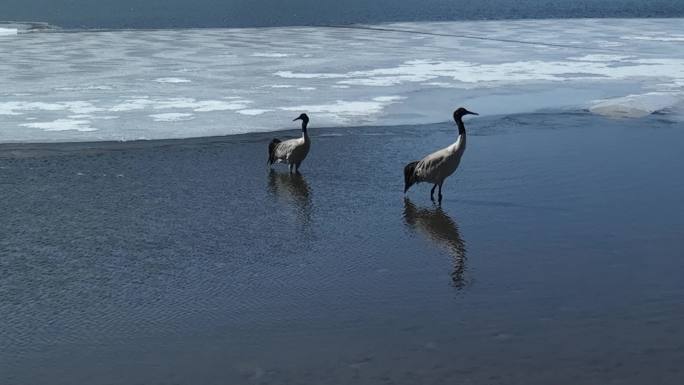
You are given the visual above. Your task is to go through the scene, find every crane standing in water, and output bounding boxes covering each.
[404,107,478,203]
[268,113,311,174]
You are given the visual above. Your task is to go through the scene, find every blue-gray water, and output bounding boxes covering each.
[2,0,684,28]
[2,112,683,384]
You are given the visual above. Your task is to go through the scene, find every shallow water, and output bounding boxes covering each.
[1,112,683,384]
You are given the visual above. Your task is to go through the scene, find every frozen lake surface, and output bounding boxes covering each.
[1,18,683,142]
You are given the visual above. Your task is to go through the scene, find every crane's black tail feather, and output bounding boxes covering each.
[268,138,281,165]
[404,161,419,193]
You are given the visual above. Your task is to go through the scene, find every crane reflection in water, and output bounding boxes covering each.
[403,198,468,288]
[268,169,312,226]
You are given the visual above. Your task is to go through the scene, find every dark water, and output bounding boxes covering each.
[2,0,684,29]
[1,112,683,384]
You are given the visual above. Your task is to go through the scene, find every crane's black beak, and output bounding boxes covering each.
[466,110,479,116]
[293,117,301,121]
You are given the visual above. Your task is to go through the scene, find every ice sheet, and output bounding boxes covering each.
[1,18,683,142]
[0,27,18,36]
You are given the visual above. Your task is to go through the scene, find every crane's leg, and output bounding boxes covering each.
[430,184,437,201]
[438,183,443,204]
[289,163,294,174]
[295,162,302,174]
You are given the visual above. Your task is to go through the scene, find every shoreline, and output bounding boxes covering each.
[0,108,657,151]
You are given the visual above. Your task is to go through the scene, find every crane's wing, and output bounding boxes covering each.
[415,150,449,179]
[273,138,302,159]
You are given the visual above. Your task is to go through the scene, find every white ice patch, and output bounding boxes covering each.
[373,96,404,103]
[274,71,340,79]
[590,92,682,118]
[62,101,103,114]
[596,40,625,48]
[280,96,405,124]
[0,28,18,36]
[20,119,97,132]
[150,113,195,122]
[154,98,251,112]
[251,53,290,58]
[154,77,192,83]
[424,82,455,88]
[110,98,154,112]
[192,100,251,112]
[569,54,633,62]
[280,57,684,87]
[55,85,114,91]
[111,97,251,112]
[0,102,56,115]
[237,109,272,116]
[0,101,102,115]
[622,35,684,42]
[69,114,119,120]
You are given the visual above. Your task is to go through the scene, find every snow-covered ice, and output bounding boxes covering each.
[1,18,683,142]
[0,27,18,36]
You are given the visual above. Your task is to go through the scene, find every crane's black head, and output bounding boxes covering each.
[293,113,309,123]
[293,113,309,132]
[453,107,478,121]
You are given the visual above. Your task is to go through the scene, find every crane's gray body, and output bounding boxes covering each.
[271,136,310,166]
[268,113,311,173]
[414,134,466,185]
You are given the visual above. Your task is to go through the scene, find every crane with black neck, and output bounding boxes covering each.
[267,113,311,174]
[404,107,478,203]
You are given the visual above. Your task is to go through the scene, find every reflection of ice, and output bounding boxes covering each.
[1,18,683,142]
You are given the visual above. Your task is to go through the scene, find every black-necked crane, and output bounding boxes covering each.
[268,113,311,173]
[404,107,478,203]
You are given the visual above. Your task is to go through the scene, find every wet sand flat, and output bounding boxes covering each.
[1,112,683,384]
